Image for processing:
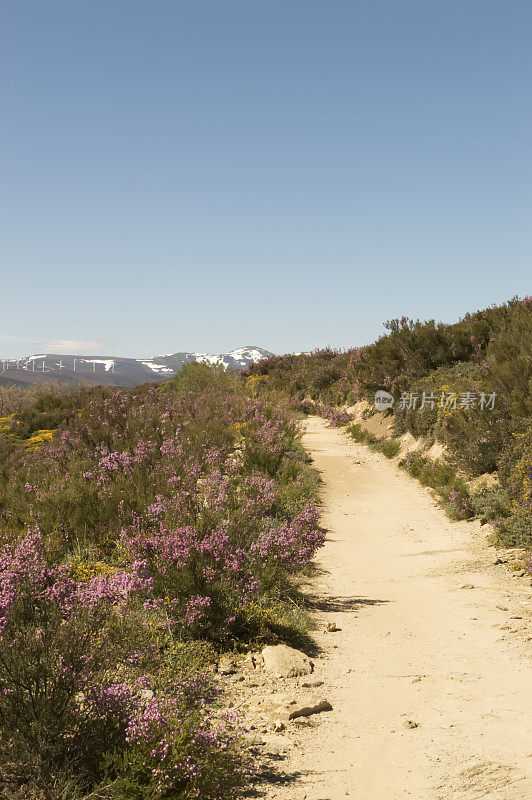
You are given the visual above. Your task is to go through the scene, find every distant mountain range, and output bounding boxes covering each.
[0,347,272,388]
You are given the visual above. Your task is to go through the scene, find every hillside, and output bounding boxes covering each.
[246,297,532,548]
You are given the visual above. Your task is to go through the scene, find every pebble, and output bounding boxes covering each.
[325,622,341,632]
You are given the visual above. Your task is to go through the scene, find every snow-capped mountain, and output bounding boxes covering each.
[0,347,273,387]
[144,347,272,375]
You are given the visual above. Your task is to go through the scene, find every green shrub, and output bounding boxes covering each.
[485,302,532,418]
[274,449,320,518]
[494,515,532,548]
[352,316,478,399]
[167,362,242,396]
[298,399,317,415]
[399,453,474,519]
[497,424,532,515]
[244,348,355,405]
[392,361,512,476]
[357,297,530,401]
[393,361,483,437]
[348,423,400,458]
[7,385,109,440]
[441,410,511,476]
[470,484,511,522]
[380,439,401,458]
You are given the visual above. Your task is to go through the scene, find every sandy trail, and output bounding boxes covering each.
[264,417,532,800]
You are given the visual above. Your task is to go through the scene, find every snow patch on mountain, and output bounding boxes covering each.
[139,361,174,374]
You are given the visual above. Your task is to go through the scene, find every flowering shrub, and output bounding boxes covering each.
[446,489,474,519]
[499,428,532,516]
[106,698,255,799]
[0,368,323,796]
[493,425,532,547]
[319,404,353,427]
[0,530,150,791]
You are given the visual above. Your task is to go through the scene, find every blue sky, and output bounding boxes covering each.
[2,1,530,358]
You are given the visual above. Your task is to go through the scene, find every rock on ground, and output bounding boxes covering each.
[261,644,314,678]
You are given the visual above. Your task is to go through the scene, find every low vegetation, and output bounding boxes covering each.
[398,452,474,520]
[0,364,323,799]
[348,423,400,458]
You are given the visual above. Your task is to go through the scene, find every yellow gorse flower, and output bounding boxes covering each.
[24,429,57,449]
[0,413,17,434]
[69,555,117,582]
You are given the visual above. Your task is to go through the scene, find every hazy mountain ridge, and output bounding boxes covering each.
[0,347,273,387]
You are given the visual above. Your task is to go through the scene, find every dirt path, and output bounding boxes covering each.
[262,417,532,800]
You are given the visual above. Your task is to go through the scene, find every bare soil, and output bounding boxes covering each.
[253,417,532,800]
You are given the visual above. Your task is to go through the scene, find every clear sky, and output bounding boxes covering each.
[2,1,531,358]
